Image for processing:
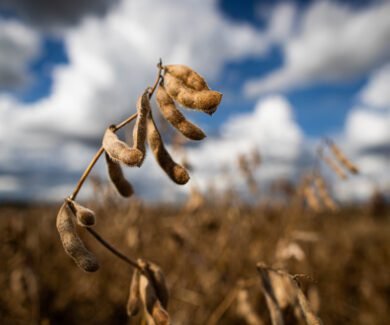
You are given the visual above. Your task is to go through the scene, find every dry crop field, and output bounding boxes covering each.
[1,63,389,325]
[0,193,389,324]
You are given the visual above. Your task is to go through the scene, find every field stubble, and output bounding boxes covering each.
[1,191,389,324]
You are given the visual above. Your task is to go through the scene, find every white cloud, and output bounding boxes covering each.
[188,95,304,192]
[0,19,40,89]
[360,63,390,109]
[333,67,390,201]
[333,152,389,202]
[0,0,273,201]
[245,1,390,96]
[345,108,389,150]
[0,0,387,204]
[266,2,297,43]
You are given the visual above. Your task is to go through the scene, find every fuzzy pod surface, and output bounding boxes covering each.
[68,200,96,227]
[147,112,190,185]
[164,73,222,115]
[56,202,99,272]
[105,153,134,197]
[103,127,144,167]
[164,64,209,91]
[132,90,151,164]
[156,84,205,140]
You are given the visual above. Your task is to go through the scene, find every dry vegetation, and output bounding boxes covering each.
[0,192,389,324]
[1,62,389,324]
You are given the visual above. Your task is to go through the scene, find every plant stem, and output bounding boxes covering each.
[66,60,164,270]
[86,228,141,271]
[69,60,163,200]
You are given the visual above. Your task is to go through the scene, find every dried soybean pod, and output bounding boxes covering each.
[147,112,190,185]
[68,200,96,227]
[56,202,99,272]
[147,261,169,309]
[322,155,347,180]
[138,260,170,325]
[105,153,133,197]
[163,73,222,115]
[327,140,359,174]
[103,126,143,167]
[132,90,150,164]
[314,175,338,212]
[293,280,322,325]
[256,263,284,325]
[127,269,141,317]
[303,179,321,212]
[164,64,209,91]
[156,84,206,140]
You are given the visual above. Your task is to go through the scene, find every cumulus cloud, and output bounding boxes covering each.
[345,108,389,152]
[245,1,390,96]
[333,65,390,201]
[0,0,273,201]
[360,63,390,109]
[0,0,387,203]
[265,2,297,43]
[5,0,270,136]
[187,95,304,192]
[0,19,40,89]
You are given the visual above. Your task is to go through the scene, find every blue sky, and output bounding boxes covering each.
[0,0,377,136]
[0,0,389,202]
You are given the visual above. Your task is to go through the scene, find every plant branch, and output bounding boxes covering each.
[66,59,164,270]
[86,228,141,271]
[69,60,164,200]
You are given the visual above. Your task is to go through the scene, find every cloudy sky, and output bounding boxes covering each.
[0,0,389,202]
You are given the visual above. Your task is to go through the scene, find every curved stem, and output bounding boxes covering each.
[86,228,141,271]
[112,112,138,133]
[66,60,164,270]
[69,61,164,200]
[147,58,163,99]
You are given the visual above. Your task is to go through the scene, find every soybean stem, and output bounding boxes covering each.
[86,228,141,271]
[69,60,163,200]
[66,60,164,270]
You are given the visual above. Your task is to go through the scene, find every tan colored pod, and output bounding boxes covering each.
[103,126,143,167]
[328,142,359,174]
[156,84,206,140]
[105,153,133,197]
[303,182,321,212]
[146,261,169,309]
[256,263,284,325]
[163,73,222,115]
[257,263,322,325]
[68,200,96,227]
[147,112,190,185]
[322,155,347,180]
[138,261,170,325]
[151,300,170,325]
[164,64,209,91]
[127,269,141,317]
[133,90,151,164]
[314,175,338,212]
[293,280,322,325]
[56,202,99,272]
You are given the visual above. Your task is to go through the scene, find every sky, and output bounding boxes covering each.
[0,0,389,203]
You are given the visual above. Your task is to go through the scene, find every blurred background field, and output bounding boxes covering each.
[1,184,389,324]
